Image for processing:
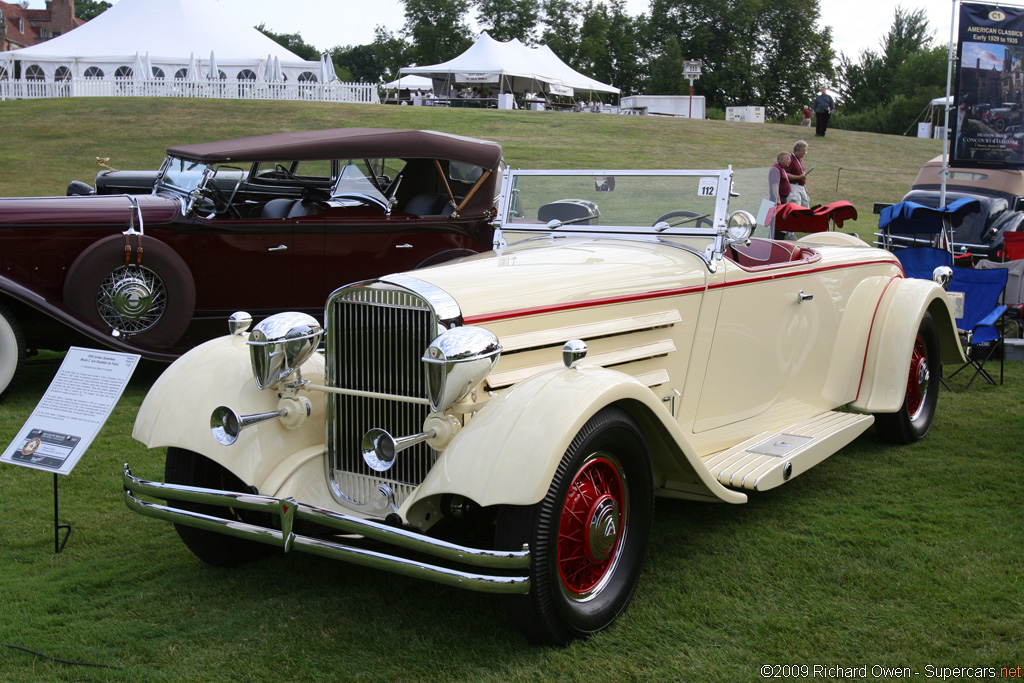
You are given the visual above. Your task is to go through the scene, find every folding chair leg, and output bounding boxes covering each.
[963,343,1000,389]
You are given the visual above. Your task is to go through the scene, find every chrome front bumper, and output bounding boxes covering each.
[122,464,530,594]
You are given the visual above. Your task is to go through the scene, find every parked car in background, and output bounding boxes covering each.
[0,128,504,399]
[984,102,1023,132]
[123,166,964,644]
[880,155,1024,260]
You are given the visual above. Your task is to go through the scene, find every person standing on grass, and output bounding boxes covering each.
[814,86,834,137]
[802,104,812,127]
[768,151,792,206]
[786,140,810,207]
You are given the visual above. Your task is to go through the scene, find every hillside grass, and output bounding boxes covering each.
[0,97,944,238]
[1,98,1019,682]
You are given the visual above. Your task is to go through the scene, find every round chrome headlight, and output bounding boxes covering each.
[422,326,502,413]
[247,312,323,390]
[727,210,756,241]
[932,265,953,289]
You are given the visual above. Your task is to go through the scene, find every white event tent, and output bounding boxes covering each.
[0,0,322,83]
[399,33,618,100]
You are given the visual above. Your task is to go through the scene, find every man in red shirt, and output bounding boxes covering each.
[786,140,810,207]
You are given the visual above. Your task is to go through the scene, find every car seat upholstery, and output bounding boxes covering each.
[404,193,454,216]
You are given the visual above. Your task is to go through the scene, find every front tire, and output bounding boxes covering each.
[875,311,940,444]
[164,447,276,567]
[0,301,27,401]
[496,407,654,645]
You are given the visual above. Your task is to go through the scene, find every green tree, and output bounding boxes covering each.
[75,0,111,21]
[401,0,474,65]
[475,0,540,43]
[332,27,412,83]
[648,35,684,95]
[539,0,583,67]
[837,6,944,133]
[648,0,834,118]
[255,24,321,61]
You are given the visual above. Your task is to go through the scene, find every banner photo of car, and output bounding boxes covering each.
[953,2,1024,168]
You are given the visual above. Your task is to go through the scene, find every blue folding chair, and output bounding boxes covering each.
[946,266,1009,388]
[895,247,953,280]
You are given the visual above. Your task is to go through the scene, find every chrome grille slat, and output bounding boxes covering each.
[326,284,438,512]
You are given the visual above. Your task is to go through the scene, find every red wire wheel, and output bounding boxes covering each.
[494,407,654,645]
[875,311,940,444]
[905,336,929,419]
[557,454,628,598]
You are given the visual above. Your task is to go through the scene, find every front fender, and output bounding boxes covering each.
[132,334,326,488]
[405,366,746,519]
[0,273,177,361]
[850,276,963,413]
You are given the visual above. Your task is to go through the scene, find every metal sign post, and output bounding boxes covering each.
[683,60,702,119]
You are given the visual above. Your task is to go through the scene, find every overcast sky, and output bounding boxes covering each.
[27,0,962,67]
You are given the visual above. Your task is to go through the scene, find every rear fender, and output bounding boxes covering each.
[850,277,963,413]
[404,366,746,521]
[132,334,326,488]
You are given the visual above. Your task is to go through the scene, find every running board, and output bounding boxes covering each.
[702,411,874,491]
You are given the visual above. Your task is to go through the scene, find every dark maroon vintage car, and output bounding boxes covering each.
[0,128,504,398]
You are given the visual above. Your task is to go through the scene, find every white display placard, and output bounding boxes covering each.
[1,347,140,475]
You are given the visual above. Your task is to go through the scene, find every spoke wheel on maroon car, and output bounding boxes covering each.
[652,209,713,228]
[995,118,1007,133]
[64,235,195,348]
[164,447,277,567]
[495,407,654,645]
[875,311,940,444]
[0,301,27,402]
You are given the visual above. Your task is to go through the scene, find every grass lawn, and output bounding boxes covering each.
[1,99,1020,681]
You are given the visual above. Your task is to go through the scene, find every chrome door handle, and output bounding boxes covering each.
[268,245,288,252]
[797,290,813,303]
[396,243,413,249]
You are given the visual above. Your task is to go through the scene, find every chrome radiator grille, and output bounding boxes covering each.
[326,284,438,512]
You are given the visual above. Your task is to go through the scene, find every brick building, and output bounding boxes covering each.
[0,0,81,52]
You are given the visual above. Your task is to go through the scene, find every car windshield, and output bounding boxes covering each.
[499,168,769,236]
[157,157,212,194]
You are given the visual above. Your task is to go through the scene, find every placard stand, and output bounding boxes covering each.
[54,473,71,553]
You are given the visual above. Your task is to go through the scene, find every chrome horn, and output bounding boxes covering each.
[361,427,437,472]
[211,405,286,446]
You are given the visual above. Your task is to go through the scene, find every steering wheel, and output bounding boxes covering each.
[275,163,295,177]
[652,210,713,229]
[199,178,242,218]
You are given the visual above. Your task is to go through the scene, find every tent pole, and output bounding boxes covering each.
[940,0,959,208]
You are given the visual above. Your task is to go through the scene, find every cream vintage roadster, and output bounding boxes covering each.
[123,167,963,645]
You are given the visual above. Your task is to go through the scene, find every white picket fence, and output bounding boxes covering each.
[0,77,380,103]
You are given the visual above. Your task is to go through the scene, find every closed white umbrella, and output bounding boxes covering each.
[273,55,283,83]
[320,53,332,83]
[262,53,274,82]
[207,50,219,79]
[186,52,199,81]
[132,51,144,80]
[144,52,153,79]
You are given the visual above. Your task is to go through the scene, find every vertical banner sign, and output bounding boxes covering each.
[953,3,1024,168]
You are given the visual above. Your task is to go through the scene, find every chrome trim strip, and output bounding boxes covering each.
[304,382,431,405]
[123,465,530,594]
[379,274,463,328]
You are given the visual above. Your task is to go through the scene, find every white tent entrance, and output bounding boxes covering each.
[399,33,618,108]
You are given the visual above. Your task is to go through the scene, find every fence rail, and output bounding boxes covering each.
[0,78,379,103]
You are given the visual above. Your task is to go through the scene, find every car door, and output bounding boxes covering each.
[190,216,294,312]
[306,216,485,304]
[693,245,841,433]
